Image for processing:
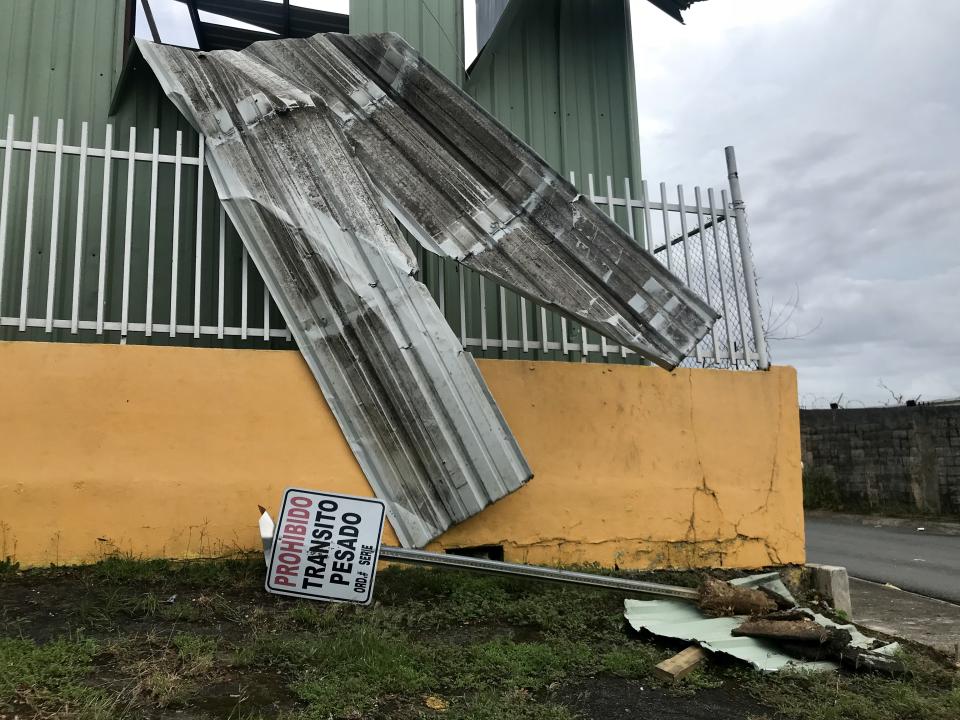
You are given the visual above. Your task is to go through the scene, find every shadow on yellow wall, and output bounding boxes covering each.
[0,341,803,568]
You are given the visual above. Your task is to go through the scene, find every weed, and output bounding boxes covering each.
[0,557,19,579]
[173,633,217,668]
[120,633,221,709]
[85,553,262,589]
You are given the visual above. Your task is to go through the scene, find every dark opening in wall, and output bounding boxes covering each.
[445,544,505,561]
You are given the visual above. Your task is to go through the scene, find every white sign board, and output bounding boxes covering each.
[265,488,385,605]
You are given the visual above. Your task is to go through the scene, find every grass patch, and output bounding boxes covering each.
[600,644,664,678]
[84,554,263,588]
[3,560,959,720]
[290,627,435,717]
[747,660,960,720]
[0,635,117,718]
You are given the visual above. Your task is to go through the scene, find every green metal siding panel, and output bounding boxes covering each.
[0,0,125,136]
[464,0,645,363]
[0,0,125,342]
[0,3,286,348]
[467,0,642,201]
[349,0,465,86]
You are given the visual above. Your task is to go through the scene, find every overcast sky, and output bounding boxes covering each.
[137,0,958,407]
[629,0,960,407]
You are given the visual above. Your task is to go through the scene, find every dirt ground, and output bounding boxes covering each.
[1,556,958,719]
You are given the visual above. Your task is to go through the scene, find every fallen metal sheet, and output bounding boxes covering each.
[625,592,901,673]
[238,32,719,369]
[138,39,532,549]
[624,598,839,673]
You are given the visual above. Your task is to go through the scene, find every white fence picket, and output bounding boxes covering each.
[0,114,767,369]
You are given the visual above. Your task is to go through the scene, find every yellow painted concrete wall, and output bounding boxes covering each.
[0,341,804,569]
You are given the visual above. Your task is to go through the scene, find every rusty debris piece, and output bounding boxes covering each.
[698,577,778,617]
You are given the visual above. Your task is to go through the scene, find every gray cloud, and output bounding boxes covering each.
[631,0,960,406]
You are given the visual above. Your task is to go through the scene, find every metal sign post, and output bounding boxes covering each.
[264,488,385,605]
[259,498,696,603]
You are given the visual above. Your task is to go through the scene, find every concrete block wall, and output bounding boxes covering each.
[800,405,960,515]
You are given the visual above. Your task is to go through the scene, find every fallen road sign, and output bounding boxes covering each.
[265,489,385,605]
[259,505,697,601]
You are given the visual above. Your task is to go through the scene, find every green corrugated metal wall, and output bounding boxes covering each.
[349,0,465,86]
[0,0,123,342]
[0,0,283,347]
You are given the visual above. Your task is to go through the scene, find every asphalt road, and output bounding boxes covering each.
[805,515,960,604]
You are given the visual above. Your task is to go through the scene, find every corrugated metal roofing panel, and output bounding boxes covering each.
[312,32,717,368]
[465,0,647,364]
[624,599,839,673]
[136,38,532,548]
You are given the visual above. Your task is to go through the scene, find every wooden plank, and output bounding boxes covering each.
[654,646,707,682]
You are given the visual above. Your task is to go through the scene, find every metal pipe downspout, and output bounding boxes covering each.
[725,146,770,369]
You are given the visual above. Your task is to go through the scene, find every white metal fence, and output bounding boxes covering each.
[0,113,768,368]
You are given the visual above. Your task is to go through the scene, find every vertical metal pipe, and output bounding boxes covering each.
[677,184,701,363]
[241,245,248,340]
[640,179,653,252]
[589,174,607,357]
[217,205,225,340]
[659,181,672,272]
[694,187,719,361]
[725,146,769,369]
[721,190,748,366]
